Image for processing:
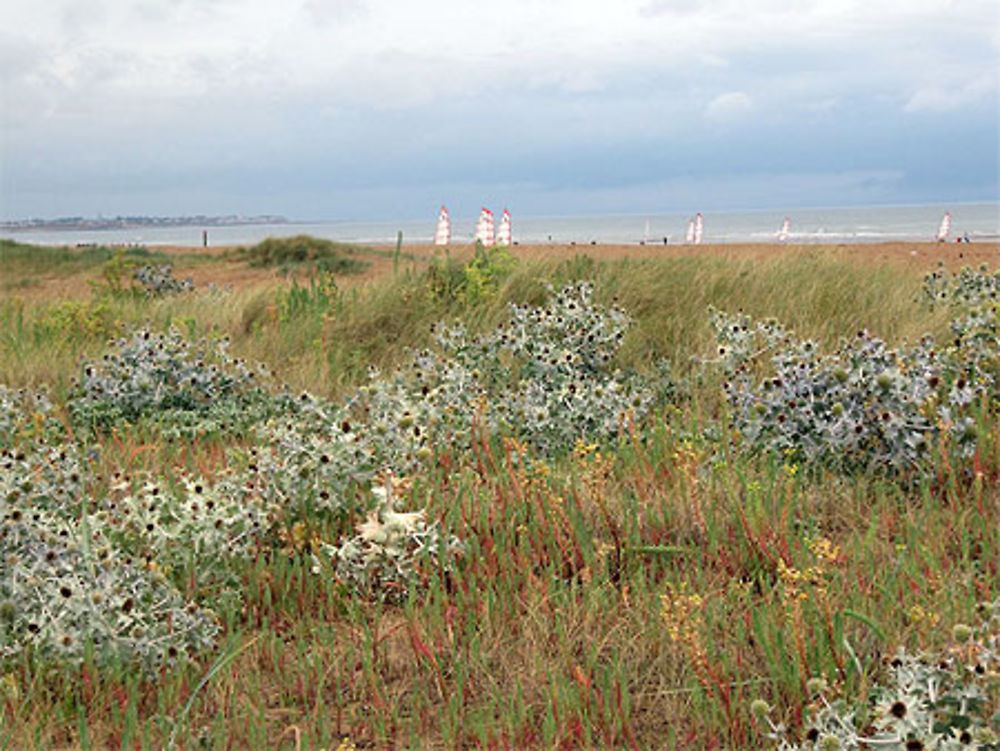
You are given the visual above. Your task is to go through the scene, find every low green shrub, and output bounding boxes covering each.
[236,235,370,274]
[424,243,517,304]
[33,299,119,343]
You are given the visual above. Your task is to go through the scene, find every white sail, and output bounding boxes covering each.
[434,206,451,246]
[474,208,495,246]
[693,213,704,245]
[686,218,695,244]
[778,216,791,242]
[936,212,951,242]
[496,208,512,247]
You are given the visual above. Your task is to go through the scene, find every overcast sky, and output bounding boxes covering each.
[1,0,997,221]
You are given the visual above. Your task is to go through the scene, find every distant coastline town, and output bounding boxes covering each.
[0,214,288,232]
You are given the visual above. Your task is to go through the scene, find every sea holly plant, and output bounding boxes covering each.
[708,304,1000,475]
[243,417,378,519]
[922,263,1000,309]
[755,599,1000,749]
[0,513,218,672]
[132,264,194,296]
[425,281,655,455]
[0,445,219,672]
[1,443,89,524]
[343,361,474,475]
[316,480,463,603]
[0,386,63,448]
[89,471,280,579]
[333,282,654,466]
[67,327,294,435]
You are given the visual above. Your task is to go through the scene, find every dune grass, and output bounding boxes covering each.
[0,247,996,749]
[2,249,949,396]
[233,235,372,275]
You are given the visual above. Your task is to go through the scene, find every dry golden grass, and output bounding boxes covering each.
[414,239,1000,271]
[10,240,998,305]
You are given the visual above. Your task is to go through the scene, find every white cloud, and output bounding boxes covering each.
[905,75,997,113]
[704,91,752,121]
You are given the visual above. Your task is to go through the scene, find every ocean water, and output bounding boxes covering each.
[3,202,997,247]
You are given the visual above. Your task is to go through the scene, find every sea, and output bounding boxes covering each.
[3,202,998,248]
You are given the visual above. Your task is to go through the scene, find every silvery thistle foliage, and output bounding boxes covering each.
[764,600,1000,749]
[91,473,279,577]
[946,303,1000,407]
[339,282,653,464]
[0,282,652,670]
[246,410,378,518]
[0,386,64,448]
[220,283,651,532]
[1,446,217,671]
[710,305,1000,474]
[344,359,476,474]
[923,264,1000,309]
[427,282,654,455]
[132,265,194,296]
[68,327,291,436]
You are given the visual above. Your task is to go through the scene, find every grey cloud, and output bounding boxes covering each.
[0,32,44,77]
[2,0,997,221]
[59,0,108,36]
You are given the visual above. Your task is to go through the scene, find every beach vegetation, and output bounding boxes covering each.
[425,243,518,304]
[234,234,371,274]
[923,261,1000,308]
[0,239,161,278]
[92,249,195,299]
[0,245,997,748]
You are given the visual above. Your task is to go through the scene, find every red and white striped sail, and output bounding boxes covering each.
[434,206,451,246]
[496,209,512,246]
[693,213,704,245]
[936,212,951,242]
[474,208,495,246]
[778,216,791,242]
[686,217,696,243]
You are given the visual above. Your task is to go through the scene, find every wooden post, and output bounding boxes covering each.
[394,230,402,275]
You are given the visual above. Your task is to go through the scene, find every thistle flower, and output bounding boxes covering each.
[750,699,771,718]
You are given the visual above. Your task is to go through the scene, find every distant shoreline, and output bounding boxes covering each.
[0,215,288,233]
